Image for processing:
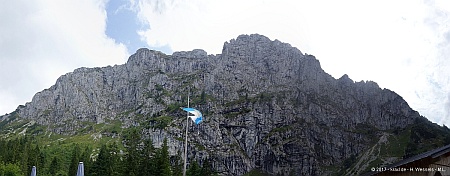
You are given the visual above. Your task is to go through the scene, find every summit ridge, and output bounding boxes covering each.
[0,34,448,175]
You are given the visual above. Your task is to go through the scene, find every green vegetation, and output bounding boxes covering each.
[405,116,450,157]
[150,116,173,129]
[224,91,277,108]
[223,108,251,119]
[243,169,270,176]
[380,129,410,157]
[189,91,214,107]
[341,116,450,175]
[342,154,357,171]
[101,120,123,134]
[155,84,164,92]
[166,103,182,113]
[42,109,51,116]
[91,143,121,176]
[0,126,214,176]
[261,125,294,143]
[186,161,200,176]
[27,123,46,135]
[258,92,274,102]
[194,142,206,151]
[0,112,18,130]
[224,97,249,107]
[0,162,23,176]
[323,165,341,176]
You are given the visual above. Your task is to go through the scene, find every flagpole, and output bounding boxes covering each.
[183,93,190,176]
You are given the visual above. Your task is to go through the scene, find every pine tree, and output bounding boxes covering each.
[27,144,45,172]
[124,128,141,176]
[37,146,45,171]
[108,142,122,176]
[171,151,183,176]
[49,156,59,175]
[6,139,19,164]
[0,140,4,163]
[92,144,110,176]
[20,142,29,176]
[158,138,172,176]
[80,146,92,175]
[139,138,155,176]
[186,160,201,176]
[200,159,213,176]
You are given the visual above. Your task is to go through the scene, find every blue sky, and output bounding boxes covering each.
[1,0,450,127]
[105,0,147,53]
[105,0,172,54]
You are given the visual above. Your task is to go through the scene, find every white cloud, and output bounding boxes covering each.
[0,0,129,115]
[135,0,311,54]
[134,0,450,125]
[1,0,449,127]
[412,0,450,125]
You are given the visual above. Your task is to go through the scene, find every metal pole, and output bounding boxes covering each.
[183,94,190,176]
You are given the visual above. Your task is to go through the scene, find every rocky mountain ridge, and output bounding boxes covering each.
[1,34,448,175]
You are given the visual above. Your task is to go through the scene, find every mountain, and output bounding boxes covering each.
[1,34,450,175]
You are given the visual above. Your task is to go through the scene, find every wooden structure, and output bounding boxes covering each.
[364,144,450,176]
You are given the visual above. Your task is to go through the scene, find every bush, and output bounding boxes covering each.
[0,163,22,176]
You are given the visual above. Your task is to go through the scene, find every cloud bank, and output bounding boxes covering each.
[1,0,449,127]
[0,0,129,115]
[133,0,450,125]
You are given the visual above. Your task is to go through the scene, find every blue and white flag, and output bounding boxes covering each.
[30,166,36,176]
[182,108,203,125]
[77,162,84,176]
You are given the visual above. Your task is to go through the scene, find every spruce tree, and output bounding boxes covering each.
[124,128,141,176]
[92,144,110,176]
[139,138,155,176]
[37,146,45,171]
[49,156,59,175]
[27,144,45,171]
[0,140,3,155]
[80,146,92,175]
[158,138,172,176]
[186,160,201,176]
[6,139,19,164]
[200,159,213,176]
[20,143,29,176]
[0,140,4,162]
[108,142,122,176]
[171,151,183,176]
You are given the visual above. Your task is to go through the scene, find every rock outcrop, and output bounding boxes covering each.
[0,34,436,175]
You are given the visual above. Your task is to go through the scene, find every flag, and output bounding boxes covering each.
[30,166,36,176]
[182,108,203,124]
[76,162,84,176]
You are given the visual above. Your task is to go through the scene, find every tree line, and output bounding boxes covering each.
[0,128,214,176]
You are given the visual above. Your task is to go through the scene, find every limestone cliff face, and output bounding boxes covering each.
[1,34,424,175]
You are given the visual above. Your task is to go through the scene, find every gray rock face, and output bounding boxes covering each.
[1,34,420,175]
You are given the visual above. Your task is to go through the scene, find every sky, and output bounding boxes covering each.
[1,0,450,126]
